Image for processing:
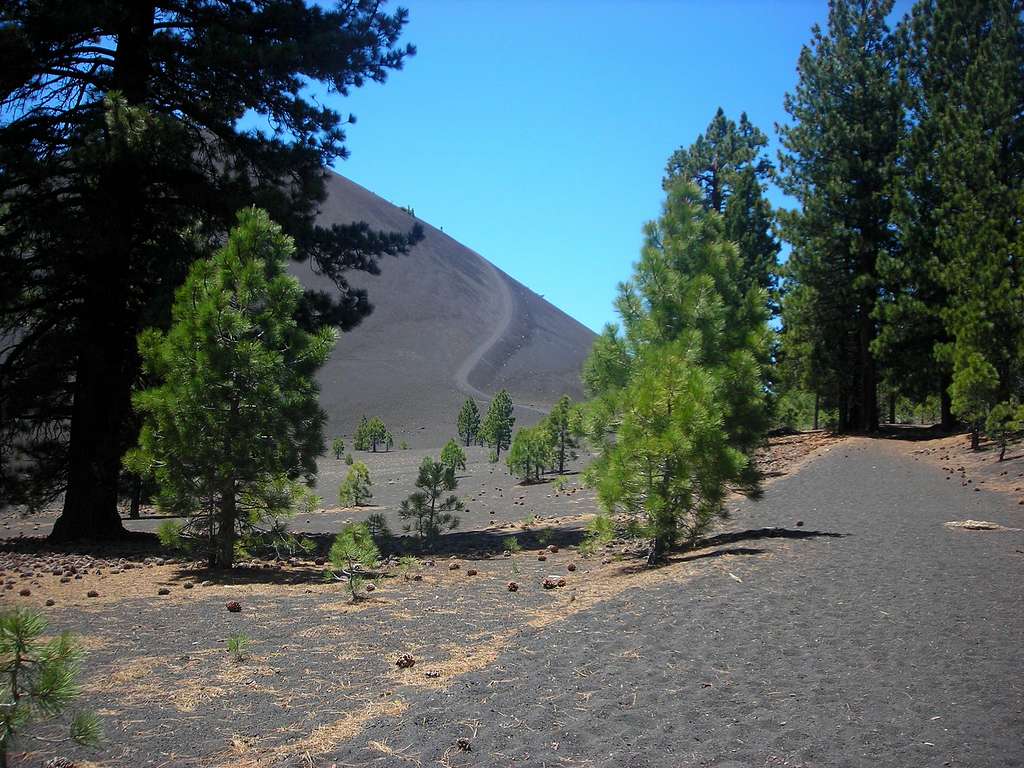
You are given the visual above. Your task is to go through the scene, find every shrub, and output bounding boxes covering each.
[345,453,354,466]
[365,511,392,542]
[440,439,467,473]
[326,523,380,601]
[502,535,522,553]
[331,437,345,459]
[397,555,421,580]
[0,610,102,763]
[985,400,1024,461]
[227,634,250,662]
[156,519,186,551]
[339,462,372,507]
[399,457,462,540]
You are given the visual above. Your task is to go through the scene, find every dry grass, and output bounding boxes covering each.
[217,697,408,768]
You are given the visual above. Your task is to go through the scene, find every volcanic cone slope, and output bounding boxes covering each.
[295,172,596,448]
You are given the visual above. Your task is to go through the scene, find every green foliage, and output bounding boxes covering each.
[664,107,779,312]
[397,555,421,580]
[777,0,903,432]
[535,527,555,546]
[327,523,380,601]
[226,634,251,662]
[339,462,373,507]
[482,390,515,460]
[541,395,582,474]
[400,441,409,450]
[583,181,769,562]
[457,399,482,446]
[399,457,463,540]
[582,325,631,398]
[354,416,393,452]
[125,209,334,569]
[552,476,569,493]
[331,438,346,460]
[156,520,186,552]
[506,427,553,483]
[0,3,419,540]
[986,400,1024,461]
[579,513,616,557]
[365,512,393,543]
[502,536,522,554]
[345,453,354,466]
[440,439,467,473]
[899,0,1024,436]
[0,610,101,761]
[522,514,537,529]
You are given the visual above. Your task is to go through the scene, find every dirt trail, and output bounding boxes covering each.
[452,253,548,416]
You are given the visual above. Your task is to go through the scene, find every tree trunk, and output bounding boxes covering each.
[888,392,896,425]
[813,392,820,430]
[858,308,879,433]
[129,475,142,519]
[51,3,156,542]
[940,384,955,432]
[216,484,237,569]
[647,535,666,566]
[971,423,980,450]
[51,329,132,541]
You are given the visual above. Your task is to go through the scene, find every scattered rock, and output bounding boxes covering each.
[567,562,577,572]
[507,581,519,592]
[86,590,99,598]
[795,520,804,527]
[466,569,478,577]
[314,557,325,566]
[396,653,415,669]
[365,583,376,592]
[18,588,30,596]
[45,599,55,607]
[547,545,559,553]
[424,670,440,678]
[448,562,460,571]
[456,737,472,752]
[183,582,194,589]
[157,587,170,595]
[537,555,547,562]
[225,601,242,612]
[542,576,566,590]
[503,550,512,558]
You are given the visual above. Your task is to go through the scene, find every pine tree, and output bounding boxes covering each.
[584,181,769,563]
[0,610,101,767]
[125,209,333,569]
[331,438,346,460]
[777,0,903,433]
[353,417,371,451]
[0,2,420,541]
[507,427,553,483]
[457,399,481,446]
[482,390,515,461]
[326,523,380,601]
[399,457,462,540]
[664,108,780,311]
[440,439,467,474]
[895,0,1024,442]
[339,462,373,507]
[543,396,580,475]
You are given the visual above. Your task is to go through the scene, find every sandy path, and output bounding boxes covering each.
[328,437,1024,767]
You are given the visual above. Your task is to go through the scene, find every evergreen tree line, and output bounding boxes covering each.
[776,0,1023,440]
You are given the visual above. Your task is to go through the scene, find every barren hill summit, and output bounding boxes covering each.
[294,172,596,448]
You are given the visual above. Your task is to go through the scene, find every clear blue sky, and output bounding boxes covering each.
[327,0,913,333]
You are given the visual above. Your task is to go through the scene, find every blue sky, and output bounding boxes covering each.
[327,0,913,333]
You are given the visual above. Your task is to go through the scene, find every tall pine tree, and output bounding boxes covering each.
[895,0,1023,445]
[585,181,770,563]
[0,2,419,540]
[778,0,903,432]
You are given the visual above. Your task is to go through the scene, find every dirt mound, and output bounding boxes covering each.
[295,172,596,449]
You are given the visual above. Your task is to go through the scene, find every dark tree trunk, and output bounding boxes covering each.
[858,307,879,433]
[940,383,955,432]
[214,485,237,569]
[647,536,666,566]
[813,392,820,430]
[50,3,156,542]
[888,392,896,425]
[129,475,142,519]
[971,423,980,450]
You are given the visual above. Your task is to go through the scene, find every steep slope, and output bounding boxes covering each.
[293,172,596,448]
